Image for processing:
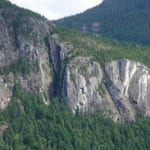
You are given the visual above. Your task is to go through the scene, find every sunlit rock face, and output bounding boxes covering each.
[62,58,150,122]
[105,59,150,119]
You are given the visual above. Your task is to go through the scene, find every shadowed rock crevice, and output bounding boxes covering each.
[47,39,68,99]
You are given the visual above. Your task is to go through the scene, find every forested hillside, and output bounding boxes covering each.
[1,84,150,149]
[1,23,150,150]
[57,0,150,46]
[0,0,150,149]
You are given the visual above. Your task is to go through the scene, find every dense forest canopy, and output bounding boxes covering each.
[57,0,150,46]
[0,83,150,149]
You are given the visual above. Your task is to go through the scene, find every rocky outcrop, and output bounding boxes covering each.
[62,57,103,111]
[105,59,150,119]
[19,42,52,105]
[62,58,150,122]
[0,124,8,137]
[0,73,14,109]
[61,57,121,121]
[0,15,18,66]
[0,9,54,106]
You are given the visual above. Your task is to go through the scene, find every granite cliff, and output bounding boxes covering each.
[61,58,150,122]
[0,0,150,122]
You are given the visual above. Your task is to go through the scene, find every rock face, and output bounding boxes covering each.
[48,39,68,97]
[0,124,8,137]
[62,57,103,111]
[1,1,150,122]
[62,58,150,122]
[0,15,18,66]
[105,59,150,119]
[61,57,121,121]
[0,7,54,106]
[0,73,14,109]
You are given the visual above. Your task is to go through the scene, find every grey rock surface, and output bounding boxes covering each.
[105,59,150,120]
[0,11,53,106]
[0,73,14,109]
[62,58,150,122]
[61,57,121,121]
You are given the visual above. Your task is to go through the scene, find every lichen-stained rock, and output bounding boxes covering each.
[19,45,52,105]
[0,10,54,105]
[61,57,121,121]
[105,79,135,122]
[62,58,150,122]
[0,124,8,137]
[0,73,14,109]
[0,15,18,67]
[105,59,150,121]
[62,57,102,110]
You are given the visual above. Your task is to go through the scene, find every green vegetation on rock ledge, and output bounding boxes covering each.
[54,26,150,67]
[0,59,39,75]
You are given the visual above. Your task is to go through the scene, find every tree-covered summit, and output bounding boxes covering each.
[57,0,150,46]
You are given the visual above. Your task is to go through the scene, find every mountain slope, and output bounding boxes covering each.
[57,0,150,46]
[1,0,150,149]
[0,0,55,106]
[55,26,150,122]
[0,0,150,121]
